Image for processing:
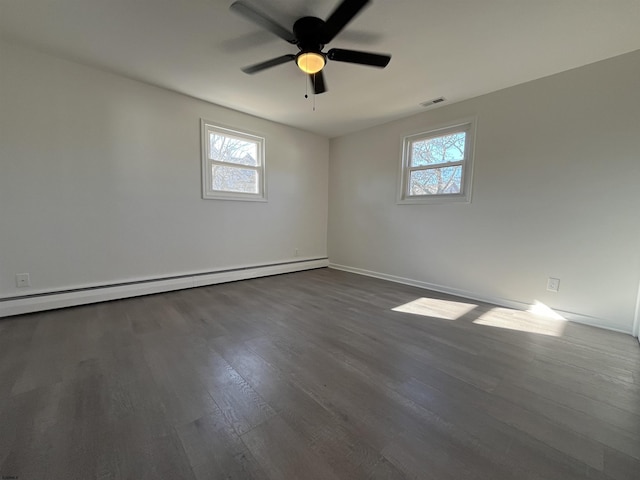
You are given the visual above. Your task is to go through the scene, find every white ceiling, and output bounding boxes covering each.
[1,0,639,137]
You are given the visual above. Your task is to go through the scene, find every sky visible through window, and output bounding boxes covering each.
[409,132,465,195]
[209,132,259,193]
[210,133,258,166]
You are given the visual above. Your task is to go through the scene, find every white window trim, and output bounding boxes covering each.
[201,119,267,202]
[397,117,476,205]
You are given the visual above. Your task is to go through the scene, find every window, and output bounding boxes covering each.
[201,120,266,201]
[398,119,475,204]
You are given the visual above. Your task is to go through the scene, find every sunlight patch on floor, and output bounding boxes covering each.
[527,300,566,320]
[392,297,477,321]
[474,302,566,337]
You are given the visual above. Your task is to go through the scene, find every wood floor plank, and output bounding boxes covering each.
[176,411,270,480]
[141,336,220,427]
[1,268,638,479]
[519,354,640,415]
[241,415,342,480]
[211,336,408,480]
[111,429,196,480]
[505,369,640,436]
[244,334,411,450]
[194,351,277,436]
[493,381,640,461]
[603,447,640,480]
[394,376,614,480]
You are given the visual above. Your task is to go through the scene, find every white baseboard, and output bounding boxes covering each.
[0,258,328,318]
[329,263,633,336]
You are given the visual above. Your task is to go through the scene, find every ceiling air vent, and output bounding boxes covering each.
[420,97,446,108]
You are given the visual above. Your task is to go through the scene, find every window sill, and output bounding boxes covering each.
[203,193,268,202]
[397,194,471,205]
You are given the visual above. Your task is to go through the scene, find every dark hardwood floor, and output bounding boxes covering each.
[0,268,639,479]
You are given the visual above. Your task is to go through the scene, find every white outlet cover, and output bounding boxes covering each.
[547,277,560,292]
[16,273,30,287]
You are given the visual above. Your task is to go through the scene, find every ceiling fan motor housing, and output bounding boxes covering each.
[293,17,326,53]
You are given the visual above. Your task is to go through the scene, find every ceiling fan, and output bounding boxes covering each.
[230,0,391,94]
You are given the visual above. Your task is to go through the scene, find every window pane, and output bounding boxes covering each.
[209,132,259,166]
[409,166,462,195]
[212,165,259,194]
[410,132,465,167]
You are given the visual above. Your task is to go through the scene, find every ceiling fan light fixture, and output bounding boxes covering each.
[296,51,325,74]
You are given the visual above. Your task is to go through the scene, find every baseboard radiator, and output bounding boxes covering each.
[0,258,329,318]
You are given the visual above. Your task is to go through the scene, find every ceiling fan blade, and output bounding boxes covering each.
[322,0,370,43]
[242,54,296,74]
[327,48,390,68]
[230,1,296,44]
[309,71,327,94]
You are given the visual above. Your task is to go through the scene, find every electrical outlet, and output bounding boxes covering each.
[295,248,299,257]
[547,277,560,292]
[16,273,31,288]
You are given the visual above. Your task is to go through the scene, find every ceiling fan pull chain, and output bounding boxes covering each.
[304,72,309,99]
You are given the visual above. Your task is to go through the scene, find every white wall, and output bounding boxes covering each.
[0,40,328,299]
[328,50,640,333]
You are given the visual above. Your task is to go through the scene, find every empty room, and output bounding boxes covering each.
[1,0,639,479]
